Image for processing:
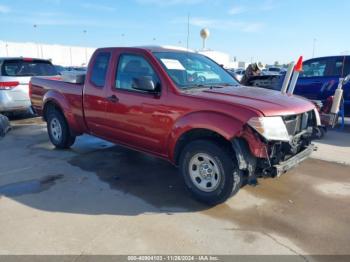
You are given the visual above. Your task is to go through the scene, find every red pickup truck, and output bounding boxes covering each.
[30,46,320,205]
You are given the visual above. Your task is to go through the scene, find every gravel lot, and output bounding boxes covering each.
[1,117,350,256]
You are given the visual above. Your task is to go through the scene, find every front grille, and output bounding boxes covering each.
[283,111,314,136]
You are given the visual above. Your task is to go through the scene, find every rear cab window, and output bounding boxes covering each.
[1,59,57,76]
[90,52,111,88]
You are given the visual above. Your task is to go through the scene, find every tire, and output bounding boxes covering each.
[314,126,326,139]
[46,109,76,149]
[179,140,242,205]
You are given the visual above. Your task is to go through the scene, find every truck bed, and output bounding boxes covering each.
[30,76,86,134]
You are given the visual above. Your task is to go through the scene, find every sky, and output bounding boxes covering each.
[0,0,349,64]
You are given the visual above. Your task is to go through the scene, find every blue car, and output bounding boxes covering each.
[294,56,350,116]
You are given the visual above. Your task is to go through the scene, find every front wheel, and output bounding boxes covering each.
[179,140,242,205]
[47,109,76,149]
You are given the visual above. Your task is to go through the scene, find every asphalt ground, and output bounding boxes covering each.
[0,117,350,258]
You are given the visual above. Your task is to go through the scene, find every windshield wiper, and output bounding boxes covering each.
[183,84,212,89]
[211,83,239,87]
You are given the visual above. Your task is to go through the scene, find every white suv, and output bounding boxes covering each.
[0,58,58,113]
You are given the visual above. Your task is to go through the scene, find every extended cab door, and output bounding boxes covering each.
[103,50,170,156]
[295,56,345,100]
[82,50,112,136]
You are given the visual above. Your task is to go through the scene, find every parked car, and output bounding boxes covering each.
[227,68,245,81]
[54,65,66,75]
[0,57,58,113]
[65,66,87,73]
[30,46,319,205]
[187,59,221,83]
[295,56,350,116]
[262,67,284,76]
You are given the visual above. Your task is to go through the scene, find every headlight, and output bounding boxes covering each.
[247,116,290,142]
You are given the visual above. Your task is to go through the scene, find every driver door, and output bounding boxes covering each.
[103,52,168,155]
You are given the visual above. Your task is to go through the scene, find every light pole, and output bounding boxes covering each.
[69,47,72,66]
[33,24,42,58]
[5,42,9,56]
[121,33,125,46]
[83,30,87,65]
[312,38,317,58]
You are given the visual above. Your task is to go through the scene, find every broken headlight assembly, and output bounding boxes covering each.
[247,116,290,142]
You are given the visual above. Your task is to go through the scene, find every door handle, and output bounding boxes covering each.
[106,95,119,103]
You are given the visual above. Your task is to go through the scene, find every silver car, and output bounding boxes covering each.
[232,68,246,82]
[262,67,284,76]
[0,58,58,113]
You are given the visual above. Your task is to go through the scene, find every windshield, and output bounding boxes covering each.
[1,59,58,77]
[154,52,238,89]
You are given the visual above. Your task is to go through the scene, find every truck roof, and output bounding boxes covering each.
[97,45,194,53]
[137,45,194,53]
[304,55,350,61]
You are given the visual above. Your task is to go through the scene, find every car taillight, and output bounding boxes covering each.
[0,81,20,90]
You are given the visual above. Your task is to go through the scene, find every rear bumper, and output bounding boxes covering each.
[274,144,315,177]
[0,90,31,112]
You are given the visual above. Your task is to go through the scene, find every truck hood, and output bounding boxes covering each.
[185,85,315,116]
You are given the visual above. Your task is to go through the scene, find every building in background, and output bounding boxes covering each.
[197,50,246,69]
[0,40,95,66]
[0,40,248,69]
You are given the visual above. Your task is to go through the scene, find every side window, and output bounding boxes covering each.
[115,54,160,92]
[90,52,111,87]
[332,56,345,77]
[301,57,347,78]
[301,59,328,78]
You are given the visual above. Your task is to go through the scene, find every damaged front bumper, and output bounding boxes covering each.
[273,144,315,177]
[232,126,316,184]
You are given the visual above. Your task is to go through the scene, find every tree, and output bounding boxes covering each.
[274,61,279,66]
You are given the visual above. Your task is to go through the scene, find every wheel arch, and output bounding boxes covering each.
[168,111,245,164]
[42,90,83,135]
[173,128,235,166]
[43,99,64,121]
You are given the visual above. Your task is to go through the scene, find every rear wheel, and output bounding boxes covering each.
[179,140,242,205]
[46,109,75,149]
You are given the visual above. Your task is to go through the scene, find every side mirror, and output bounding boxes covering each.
[132,76,157,92]
[343,74,350,85]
